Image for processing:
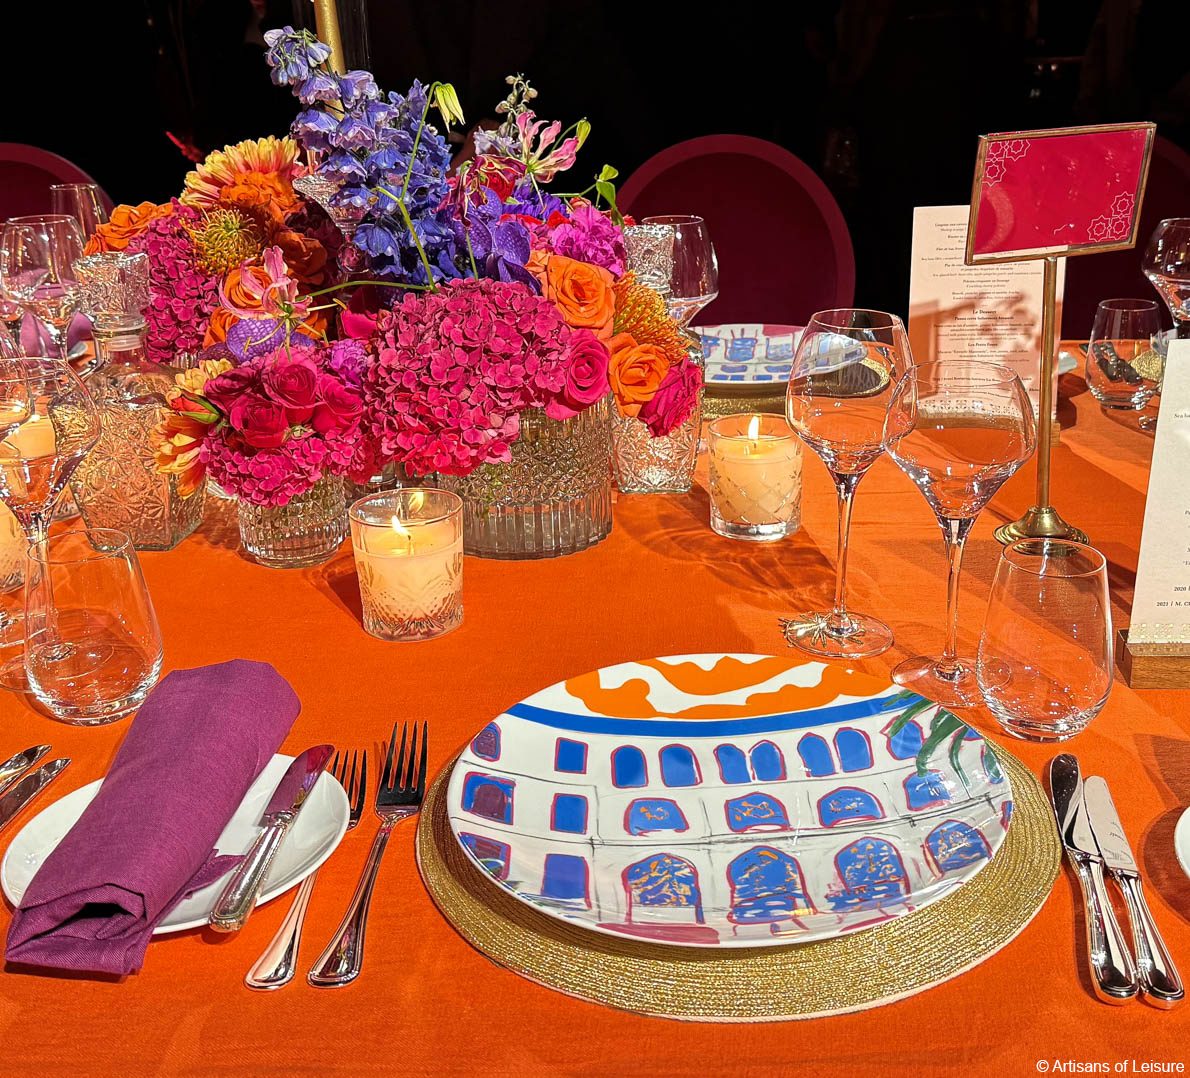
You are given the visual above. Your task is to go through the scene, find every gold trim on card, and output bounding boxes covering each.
[415,749,1061,1021]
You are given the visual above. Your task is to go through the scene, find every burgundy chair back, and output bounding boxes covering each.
[0,143,114,221]
[1061,135,1190,337]
[618,135,855,326]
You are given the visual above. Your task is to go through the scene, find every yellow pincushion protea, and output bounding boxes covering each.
[187,208,263,275]
[180,136,303,211]
[612,272,690,367]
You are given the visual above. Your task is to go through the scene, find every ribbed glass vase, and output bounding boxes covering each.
[236,474,348,568]
[440,399,612,559]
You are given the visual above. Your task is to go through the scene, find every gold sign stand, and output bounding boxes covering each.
[313,0,346,74]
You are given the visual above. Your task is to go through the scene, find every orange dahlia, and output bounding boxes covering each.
[180,136,304,227]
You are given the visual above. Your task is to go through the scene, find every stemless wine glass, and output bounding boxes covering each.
[1143,218,1190,338]
[0,215,86,360]
[782,309,912,658]
[0,357,101,689]
[50,184,108,241]
[24,527,163,724]
[1085,298,1165,411]
[976,538,1112,741]
[641,215,719,327]
[883,361,1037,707]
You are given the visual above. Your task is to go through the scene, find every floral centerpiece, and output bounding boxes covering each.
[136,26,700,560]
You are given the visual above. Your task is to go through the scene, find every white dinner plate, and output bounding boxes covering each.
[698,323,804,386]
[447,654,1012,949]
[1,753,350,934]
[1175,805,1190,881]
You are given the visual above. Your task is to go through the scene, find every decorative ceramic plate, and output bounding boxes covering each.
[1,753,350,934]
[1175,805,1190,881]
[446,654,1013,949]
[698,324,803,387]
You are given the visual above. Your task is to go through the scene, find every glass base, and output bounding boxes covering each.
[892,654,982,708]
[780,611,893,659]
[363,606,463,642]
[0,654,29,693]
[712,516,795,542]
[992,711,1089,743]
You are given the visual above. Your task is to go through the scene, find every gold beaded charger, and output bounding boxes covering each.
[415,747,1060,1021]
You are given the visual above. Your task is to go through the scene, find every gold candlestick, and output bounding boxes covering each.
[313,0,346,75]
[993,256,1087,545]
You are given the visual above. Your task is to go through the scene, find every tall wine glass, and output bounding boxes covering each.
[50,184,108,241]
[782,309,912,658]
[0,216,86,360]
[641,215,719,327]
[0,357,100,690]
[1143,218,1190,338]
[882,361,1037,707]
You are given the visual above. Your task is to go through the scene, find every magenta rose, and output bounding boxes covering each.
[637,358,701,436]
[312,373,364,435]
[544,328,611,421]
[203,366,260,415]
[261,354,320,424]
[228,393,290,449]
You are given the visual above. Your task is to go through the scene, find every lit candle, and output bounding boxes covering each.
[708,413,802,541]
[349,488,464,641]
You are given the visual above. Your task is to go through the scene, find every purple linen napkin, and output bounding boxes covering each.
[5,659,300,975]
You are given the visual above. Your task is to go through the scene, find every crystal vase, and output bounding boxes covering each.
[236,474,348,568]
[439,399,612,559]
[611,399,702,494]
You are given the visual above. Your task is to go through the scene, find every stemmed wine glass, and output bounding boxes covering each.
[1143,218,1190,339]
[0,357,101,689]
[0,216,86,361]
[882,361,1037,707]
[50,184,108,241]
[641,215,719,327]
[782,309,912,658]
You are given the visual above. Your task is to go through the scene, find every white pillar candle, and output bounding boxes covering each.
[708,413,802,541]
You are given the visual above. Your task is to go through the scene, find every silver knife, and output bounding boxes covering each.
[0,758,70,833]
[1049,754,1138,1004]
[1084,776,1184,1008]
[209,746,334,933]
[0,745,51,798]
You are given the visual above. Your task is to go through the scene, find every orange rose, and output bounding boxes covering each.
[526,247,550,284]
[220,265,272,312]
[84,201,169,254]
[272,227,329,291]
[203,307,238,347]
[541,255,615,339]
[607,332,672,416]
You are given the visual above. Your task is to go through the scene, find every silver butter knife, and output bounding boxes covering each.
[0,758,70,833]
[1084,776,1184,1008]
[1049,753,1138,1004]
[0,745,51,798]
[209,745,334,933]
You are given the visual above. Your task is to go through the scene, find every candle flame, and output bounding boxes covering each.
[747,414,760,443]
[390,514,410,539]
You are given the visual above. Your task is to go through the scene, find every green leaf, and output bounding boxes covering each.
[886,696,934,737]
[597,163,619,182]
[575,119,592,149]
[984,747,1004,784]
[948,729,969,785]
[916,711,966,776]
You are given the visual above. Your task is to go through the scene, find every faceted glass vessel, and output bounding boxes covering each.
[237,474,348,568]
[440,399,612,559]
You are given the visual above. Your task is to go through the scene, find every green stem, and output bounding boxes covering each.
[401,90,437,203]
[394,197,438,291]
[464,232,479,279]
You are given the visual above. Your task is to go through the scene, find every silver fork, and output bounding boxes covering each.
[308,721,427,987]
[244,749,367,991]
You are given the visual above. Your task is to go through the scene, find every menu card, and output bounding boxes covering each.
[1129,339,1190,644]
[908,205,1065,420]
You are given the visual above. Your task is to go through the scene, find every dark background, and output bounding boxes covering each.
[8,0,1189,319]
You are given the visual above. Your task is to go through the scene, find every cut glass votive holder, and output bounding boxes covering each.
[707,414,802,541]
[349,488,463,641]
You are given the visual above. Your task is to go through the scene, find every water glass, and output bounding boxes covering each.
[1143,218,1190,337]
[24,527,163,724]
[977,539,1112,742]
[0,216,86,360]
[50,184,108,241]
[1085,298,1164,410]
[641,215,719,327]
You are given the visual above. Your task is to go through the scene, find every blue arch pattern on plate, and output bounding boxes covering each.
[660,745,700,787]
[797,734,835,778]
[612,746,647,788]
[905,771,952,810]
[818,787,883,827]
[727,846,812,923]
[725,793,790,833]
[462,774,514,824]
[715,744,750,784]
[471,723,500,761]
[551,793,588,834]
[750,741,786,781]
[886,721,924,760]
[624,854,703,920]
[828,837,909,911]
[459,833,510,880]
[542,853,588,905]
[626,798,688,836]
[927,820,991,872]
[834,728,872,772]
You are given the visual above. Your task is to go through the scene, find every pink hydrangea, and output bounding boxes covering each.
[548,202,626,276]
[126,202,219,364]
[364,278,572,476]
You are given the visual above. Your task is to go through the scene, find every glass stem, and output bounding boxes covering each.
[938,517,974,679]
[829,474,860,632]
[43,321,69,360]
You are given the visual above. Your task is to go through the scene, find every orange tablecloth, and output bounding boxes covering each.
[1,359,1187,1077]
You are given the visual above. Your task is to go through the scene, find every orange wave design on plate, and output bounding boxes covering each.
[564,657,891,719]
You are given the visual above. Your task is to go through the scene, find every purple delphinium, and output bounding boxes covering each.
[262,27,332,86]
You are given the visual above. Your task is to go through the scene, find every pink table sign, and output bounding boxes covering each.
[966,122,1155,264]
